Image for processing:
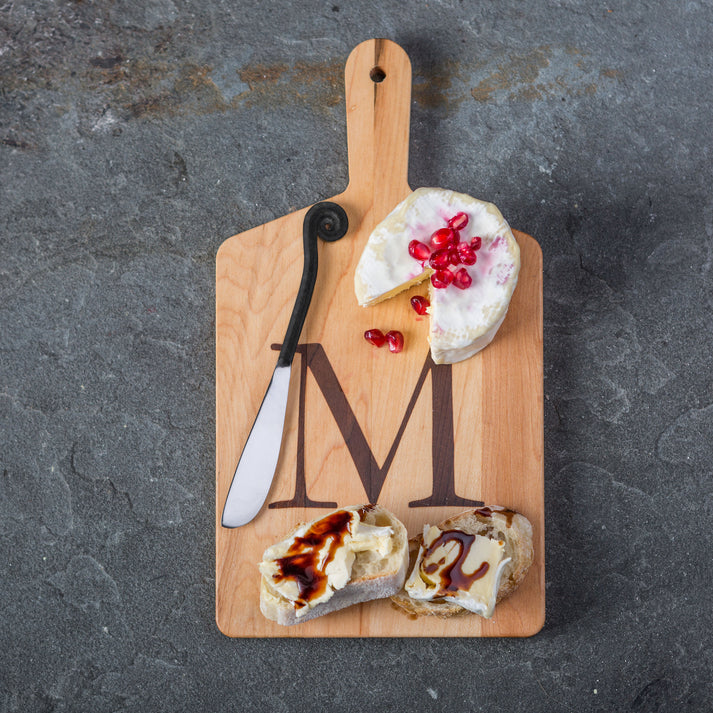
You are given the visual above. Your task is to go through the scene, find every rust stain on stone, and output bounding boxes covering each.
[293,59,343,108]
[514,85,543,102]
[113,57,344,120]
[90,56,171,92]
[471,46,551,102]
[239,63,289,90]
[2,40,625,134]
[127,93,168,119]
[234,59,343,112]
[470,45,622,103]
[600,68,624,81]
[0,46,344,126]
[175,65,228,113]
[412,59,472,111]
[295,60,341,89]
[112,61,228,119]
[564,45,584,56]
[413,61,453,109]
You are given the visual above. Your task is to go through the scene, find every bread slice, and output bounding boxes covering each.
[390,506,534,618]
[259,504,409,626]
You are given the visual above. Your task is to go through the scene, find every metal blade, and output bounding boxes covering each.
[221,364,292,528]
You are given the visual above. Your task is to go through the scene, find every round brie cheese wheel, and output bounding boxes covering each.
[354,187,520,364]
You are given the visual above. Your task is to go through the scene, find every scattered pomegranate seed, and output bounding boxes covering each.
[448,246,461,266]
[429,248,451,270]
[470,236,482,251]
[430,227,456,249]
[457,242,477,265]
[408,239,431,262]
[386,330,404,353]
[453,268,472,290]
[410,295,430,315]
[364,329,387,347]
[448,212,469,231]
[431,269,454,289]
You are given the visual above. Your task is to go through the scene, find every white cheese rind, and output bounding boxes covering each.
[354,187,520,364]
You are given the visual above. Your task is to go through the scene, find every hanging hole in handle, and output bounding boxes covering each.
[370,66,386,83]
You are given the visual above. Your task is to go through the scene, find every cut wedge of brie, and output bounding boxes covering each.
[354,187,520,364]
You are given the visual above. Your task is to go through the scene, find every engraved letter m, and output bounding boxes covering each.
[270,343,483,509]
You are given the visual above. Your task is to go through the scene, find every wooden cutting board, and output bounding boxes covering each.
[215,39,544,637]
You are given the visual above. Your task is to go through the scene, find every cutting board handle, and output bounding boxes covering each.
[343,39,412,219]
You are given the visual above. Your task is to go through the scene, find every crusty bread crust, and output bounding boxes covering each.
[259,505,409,626]
[390,506,534,618]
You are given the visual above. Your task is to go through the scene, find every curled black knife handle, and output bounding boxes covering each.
[277,202,349,368]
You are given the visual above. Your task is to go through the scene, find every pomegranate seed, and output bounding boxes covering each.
[408,239,431,261]
[431,269,454,289]
[453,268,472,289]
[386,330,404,353]
[364,329,387,347]
[410,295,430,315]
[430,227,456,249]
[448,212,469,231]
[448,246,461,266]
[470,236,482,251]
[429,248,451,270]
[457,242,477,265]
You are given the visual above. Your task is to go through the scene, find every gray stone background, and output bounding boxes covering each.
[1,0,712,711]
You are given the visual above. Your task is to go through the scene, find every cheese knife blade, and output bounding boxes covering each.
[221,364,291,528]
[221,202,348,528]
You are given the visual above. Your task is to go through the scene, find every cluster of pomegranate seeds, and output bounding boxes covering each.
[408,211,483,291]
[410,295,430,315]
[364,329,404,353]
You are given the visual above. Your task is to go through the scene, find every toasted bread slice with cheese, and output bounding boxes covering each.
[259,504,409,626]
[390,506,533,618]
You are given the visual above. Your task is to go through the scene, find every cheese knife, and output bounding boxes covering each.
[221,201,349,528]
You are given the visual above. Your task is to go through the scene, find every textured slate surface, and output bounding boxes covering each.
[1,1,712,711]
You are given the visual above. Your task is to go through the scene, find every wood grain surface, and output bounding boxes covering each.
[215,39,544,637]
